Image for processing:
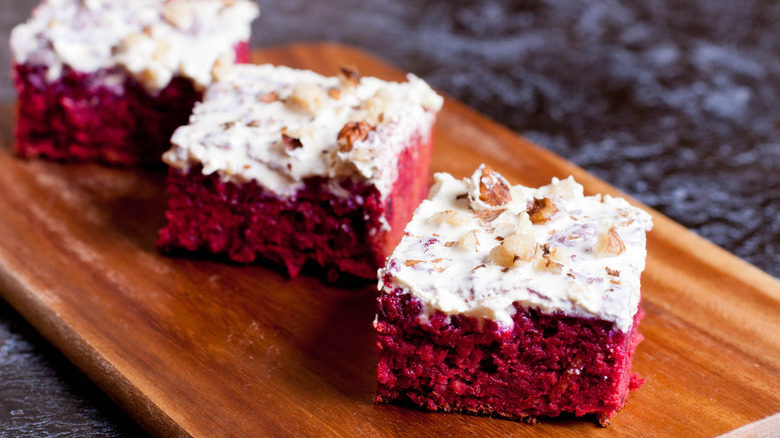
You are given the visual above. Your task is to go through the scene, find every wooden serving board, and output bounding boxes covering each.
[1,43,779,437]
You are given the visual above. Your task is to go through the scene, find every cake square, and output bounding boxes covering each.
[10,0,259,164]
[375,165,653,425]
[157,64,444,279]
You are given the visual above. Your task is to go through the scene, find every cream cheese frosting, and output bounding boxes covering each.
[163,64,444,198]
[379,165,653,333]
[10,0,259,92]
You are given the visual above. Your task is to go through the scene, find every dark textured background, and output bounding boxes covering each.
[1,0,778,435]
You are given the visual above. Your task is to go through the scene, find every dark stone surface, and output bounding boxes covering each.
[0,299,150,437]
[0,0,778,435]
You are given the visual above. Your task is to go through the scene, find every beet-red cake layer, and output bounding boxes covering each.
[10,0,258,164]
[376,284,644,425]
[159,64,443,278]
[375,166,653,425]
[158,127,432,278]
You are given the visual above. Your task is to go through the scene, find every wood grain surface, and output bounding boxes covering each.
[0,43,778,437]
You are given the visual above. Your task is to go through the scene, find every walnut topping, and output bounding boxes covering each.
[489,232,536,268]
[444,241,455,247]
[338,66,361,88]
[288,83,328,113]
[280,127,302,150]
[605,267,620,277]
[596,226,626,257]
[478,165,512,206]
[536,257,563,275]
[405,258,443,267]
[361,90,391,125]
[117,32,146,52]
[528,197,558,224]
[473,264,487,271]
[248,120,262,128]
[456,230,479,252]
[337,121,372,152]
[474,208,506,223]
[429,210,469,227]
[536,244,566,274]
[259,91,279,103]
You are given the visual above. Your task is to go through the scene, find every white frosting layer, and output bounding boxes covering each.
[10,0,259,92]
[163,64,443,198]
[379,166,653,333]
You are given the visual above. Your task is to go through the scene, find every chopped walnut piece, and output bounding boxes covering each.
[456,230,479,252]
[536,257,563,275]
[489,232,536,268]
[528,197,558,224]
[489,245,514,268]
[596,226,626,257]
[478,165,512,206]
[362,90,391,125]
[473,264,487,271]
[338,66,361,88]
[259,91,279,103]
[549,246,568,264]
[248,120,262,128]
[280,127,303,150]
[605,267,620,277]
[475,208,506,223]
[288,83,328,113]
[536,245,566,274]
[429,210,468,227]
[406,258,443,268]
[337,121,372,152]
[444,241,455,247]
[117,32,147,53]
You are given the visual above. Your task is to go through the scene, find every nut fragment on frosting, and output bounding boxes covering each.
[476,165,512,207]
[338,122,373,152]
[528,197,558,224]
[380,166,653,332]
[597,226,627,257]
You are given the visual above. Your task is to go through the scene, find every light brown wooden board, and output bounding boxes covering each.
[0,43,779,437]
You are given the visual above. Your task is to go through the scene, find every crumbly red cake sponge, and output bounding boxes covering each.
[157,127,433,279]
[375,281,644,425]
[11,42,249,165]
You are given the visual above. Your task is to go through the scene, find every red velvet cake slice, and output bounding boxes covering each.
[10,0,259,164]
[158,64,444,279]
[375,165,653,425]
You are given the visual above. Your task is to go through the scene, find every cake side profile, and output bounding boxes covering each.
[158,64,443,279]
[10,0,258,164]
[375,165,653,425]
